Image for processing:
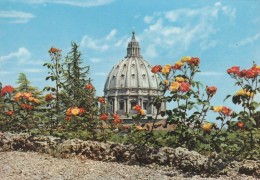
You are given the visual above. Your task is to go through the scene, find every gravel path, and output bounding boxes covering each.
[0,151,257,180]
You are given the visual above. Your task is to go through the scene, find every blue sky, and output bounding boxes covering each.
[0,0,259,123]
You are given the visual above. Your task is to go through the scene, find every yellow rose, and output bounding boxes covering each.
[169,82,179,92]
[176,61,184,66]
[136,126,143,130]
[28,97,34,102]
[163,80,168,85]
[139,109,145,115]
[175,77,185,82]
[213,105,223,112]
[14,92,23,102]
[23,92,32,99]
[33,98,40,103]
[246,91,254,97]
[71,107,80,116]
[235,89,246,96]
[181,56,191,62]
[202,123,213,132]
[161,64,171,74]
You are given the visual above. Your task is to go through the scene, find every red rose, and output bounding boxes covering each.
[238,122,243,128]
[100,114,108,120]
[227,66,240,74]
[172,64,181,70]
[85,84,93,89]
[206,86,217,95]
[237,69,247,78]
[188,57,200,66]
[49,47,61,53]
[113,114,119,119]
[151,65,162,73]
[45,94,55,101]
[79,108,85,115]
[0,85,14,96]
[133,105,142,111]
[245,66,259,78]
[222,106,232,116]
[113,118,121,124]
[6,110,14,116]
[65,116,71,122]
[21,104,27,109]
[178,82,191,92]
[98,97,106,104]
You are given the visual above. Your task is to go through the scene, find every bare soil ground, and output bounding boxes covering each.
[0,151,257,180]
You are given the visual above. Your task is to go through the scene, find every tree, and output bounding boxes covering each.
[61,42,92,108]
[16,73,42,98]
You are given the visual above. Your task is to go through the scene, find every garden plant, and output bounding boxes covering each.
[0,44,259,160]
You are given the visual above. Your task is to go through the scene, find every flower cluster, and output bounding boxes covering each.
[98,97,106,104]
[48,47,61,54]
[0,85,14,96]
[113,114,121,124]
[206,86,217,95]
[14,92,40,103]
[237,122,244,128]
[133,105,145,115]
[169,81,191,92]
[161,65,172,74]
[66,107,85,116]
[151,56,200,75]
[188,57,200,66]
[21,104,34,110]
[235,89,254,97]
[213,105,232,116]
[173,61,184,70]
[65,116,71,122]
[100,114,108,120]
[45,94,55,101]
[151,65,162,73]
[202,123,213,132]
[227,65,259,78]
[6,110,14,116]
[85,84,93,89]
[175,77,188,82]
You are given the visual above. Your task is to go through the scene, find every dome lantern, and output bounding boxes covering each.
[126,30,141,58]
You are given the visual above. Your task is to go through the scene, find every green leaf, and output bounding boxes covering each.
[223,94,231,102]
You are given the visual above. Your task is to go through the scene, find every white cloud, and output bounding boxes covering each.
[90,58,101,63]
[0,71,10,76]
[143,44,158,59]
[94,72,107,76]
[80,29,125,52]
[80,35,109,51]
[200,40,217,50]
[198,72,225,76]
[236,33,260,47]
[106,29,117,40]
[23,68,43,73]
[0,10,34,23]
[115,36,128,47]
[10,0,116,7]
[144,16,153,24]
[139,3,236,57]
[0,47,43,65]
[0,47,30,63]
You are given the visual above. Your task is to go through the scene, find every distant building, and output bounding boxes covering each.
[104,31,166,123]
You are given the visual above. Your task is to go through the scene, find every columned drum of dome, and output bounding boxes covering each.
[104,31,166,122]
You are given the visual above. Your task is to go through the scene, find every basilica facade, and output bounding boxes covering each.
[104,31,166,121]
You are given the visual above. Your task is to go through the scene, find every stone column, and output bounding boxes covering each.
[126,98,130,113]
[114,96,117,113]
